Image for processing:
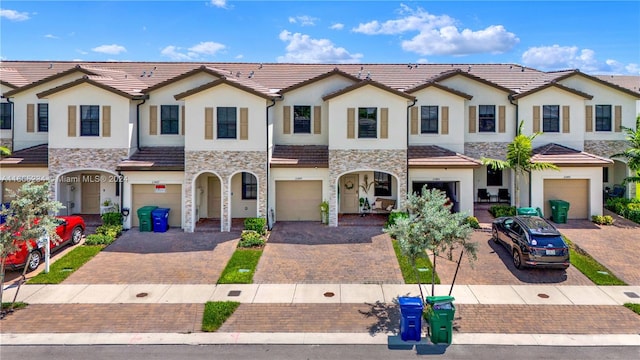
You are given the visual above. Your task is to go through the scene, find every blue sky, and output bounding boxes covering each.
[1,1,638,74]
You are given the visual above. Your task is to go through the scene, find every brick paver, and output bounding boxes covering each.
[63,229,240,284]
[556,211,640,285]
[432,231,593,285]
[253,222,404,284]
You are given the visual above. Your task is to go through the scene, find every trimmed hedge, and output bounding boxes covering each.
[239,230,265,248]
[605,197,640,224]
[244,217,266,235]
[101,212,123,226]
[489,205,516,218]
[96,224,122,239]
[464,216,480,229]
[84,234,115,245]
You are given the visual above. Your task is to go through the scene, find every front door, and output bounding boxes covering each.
[207,176,221,218]
[340,174,359,214]
[81,174,100,214]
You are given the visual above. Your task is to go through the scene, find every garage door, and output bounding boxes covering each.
[543,179,589,219]
[276,180,322,221]
[132,184,182,227]
[2,181,46,202]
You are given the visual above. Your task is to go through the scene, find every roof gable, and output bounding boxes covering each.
[142,65,224,93]
[4,65,97,97]
[36,76,147,99]
[405,81,473,99]
[554,71,640,99]
[430,69,514,95]
[174,77,275,100]
[279,68,360,94]
[512,82,593,100]
[322,78,415,101]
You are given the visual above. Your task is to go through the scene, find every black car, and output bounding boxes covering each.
[492,216,570,269]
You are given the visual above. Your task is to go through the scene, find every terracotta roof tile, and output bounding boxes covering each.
[0,144,48,167]
[532,143,612,166]
[270,145,328,168]
[408,145,481,168]
[117,147,184,171]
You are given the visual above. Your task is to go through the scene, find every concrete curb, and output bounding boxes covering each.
[2,332,639,346]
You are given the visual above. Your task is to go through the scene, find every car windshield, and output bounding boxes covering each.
[520,217,560,236]
[529,235,565,248]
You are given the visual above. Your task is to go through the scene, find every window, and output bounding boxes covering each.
[358,107,377,138]
[542,105,559,132]
[217,107,237,139]
[242,172,257,200]
[374,171,392,196]
[160,105,179,134]
[478,105,496,132]
[487,167,503,186]
[38,103,48,132]
[293,105,311,134]
[0,103,11,129]
[603,167,609,183]
[420,106,438,134]
[595,105,612,131]
[80,105,99,136]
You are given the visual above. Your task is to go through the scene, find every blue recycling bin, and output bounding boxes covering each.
[0,202,10,224]
[398,296,423,342]
[151,208,170,233]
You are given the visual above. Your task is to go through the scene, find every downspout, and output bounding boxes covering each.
[265,96,281,230]
[135,96,148,152]
[4,96,15,151]
[406,98,417,194]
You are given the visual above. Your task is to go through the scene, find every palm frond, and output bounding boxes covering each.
[481,157,509,170]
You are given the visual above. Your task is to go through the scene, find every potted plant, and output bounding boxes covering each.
[319,200,329,224]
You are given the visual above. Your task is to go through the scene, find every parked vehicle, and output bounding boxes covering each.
[3,216,85,272]
[492,216,570,269]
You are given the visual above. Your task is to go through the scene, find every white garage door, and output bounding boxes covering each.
[276,180,322,221]
[132,184,182,227]
[543,179,589,220]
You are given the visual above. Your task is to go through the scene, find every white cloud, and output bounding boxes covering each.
[161,41,226,60]
[44,34,59,39]
[277,30,362,64]
[353,5,518,56]
[521,45,639,74]
[235,54,244,59]
[330,23,344,30]
[288,15,317,26]
[210,0,227,8]
[76,49,88,55]
[92,44,127,55]
[0,9,30,21]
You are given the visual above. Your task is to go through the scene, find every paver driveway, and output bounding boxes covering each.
[253,222,404,284]
[556,211,640,285]
[63,229,240,284]
[432,231,593,285]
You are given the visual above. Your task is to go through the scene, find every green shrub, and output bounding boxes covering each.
[244,217,266,235]
[464,216,480,229]
[385,211,408,228]
[627,210,640,223]
[489,205,516,218]
[96,224,122,239]
[84,234,115,246]
[239,230,265,248]
[101,212,123,226]
[591,215,614,225]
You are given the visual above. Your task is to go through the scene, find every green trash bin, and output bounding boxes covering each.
[549,200,570,224]
[425,295,455,344]
[517,207,538,216]
[137,206,158,232]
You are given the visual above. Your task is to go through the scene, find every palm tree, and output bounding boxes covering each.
[611,115,640,185]
[481,121,558,208]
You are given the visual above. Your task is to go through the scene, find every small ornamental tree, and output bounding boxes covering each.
[0,182,63,315]
[384,187,478,300]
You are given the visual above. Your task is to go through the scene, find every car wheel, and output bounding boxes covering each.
[71,226,84,245]
[492,228,499,243]
[26,250,42,272]
[513,249,523,270]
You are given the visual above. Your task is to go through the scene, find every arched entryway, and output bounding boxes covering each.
[230,171,259,229]
[336,170,399,225]
[193,171,223,231]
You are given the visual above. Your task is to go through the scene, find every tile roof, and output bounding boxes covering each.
[512,82,593,100]
[408,145,481,168]
[322,78,415,101]
[0,144,48,167]
[270,145,329,168]
[594,75,640,93]
[117,147,185,171]
[532,143,612,166]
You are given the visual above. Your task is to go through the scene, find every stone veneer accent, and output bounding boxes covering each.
[464,142,509,161]
[583,140,629,159]
[329,149,407,226]
[48,148,128,199]
[185,150,266,232]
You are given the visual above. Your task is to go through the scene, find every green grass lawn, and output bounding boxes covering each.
[624,303,640,315]
[27,245,104,284]
[217,248,263,284]
[392,239,440,284]
[202,301,240,332]
[1,302,28,310]
[564,237,626,286]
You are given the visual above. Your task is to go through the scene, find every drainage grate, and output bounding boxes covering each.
[136,292,148,298]
[537,293,549,299]
[323,292,335,298]
[228,290,241,297]
[624,292,639,299]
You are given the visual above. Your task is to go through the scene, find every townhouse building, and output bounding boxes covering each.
[1,61,638,232]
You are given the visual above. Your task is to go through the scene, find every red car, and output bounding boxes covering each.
[4,216,85,272]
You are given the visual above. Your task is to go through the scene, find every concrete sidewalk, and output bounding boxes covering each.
[4,283,640,306]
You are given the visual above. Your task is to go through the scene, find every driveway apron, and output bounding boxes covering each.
[253,222,404,284]
[63,229,240,284]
